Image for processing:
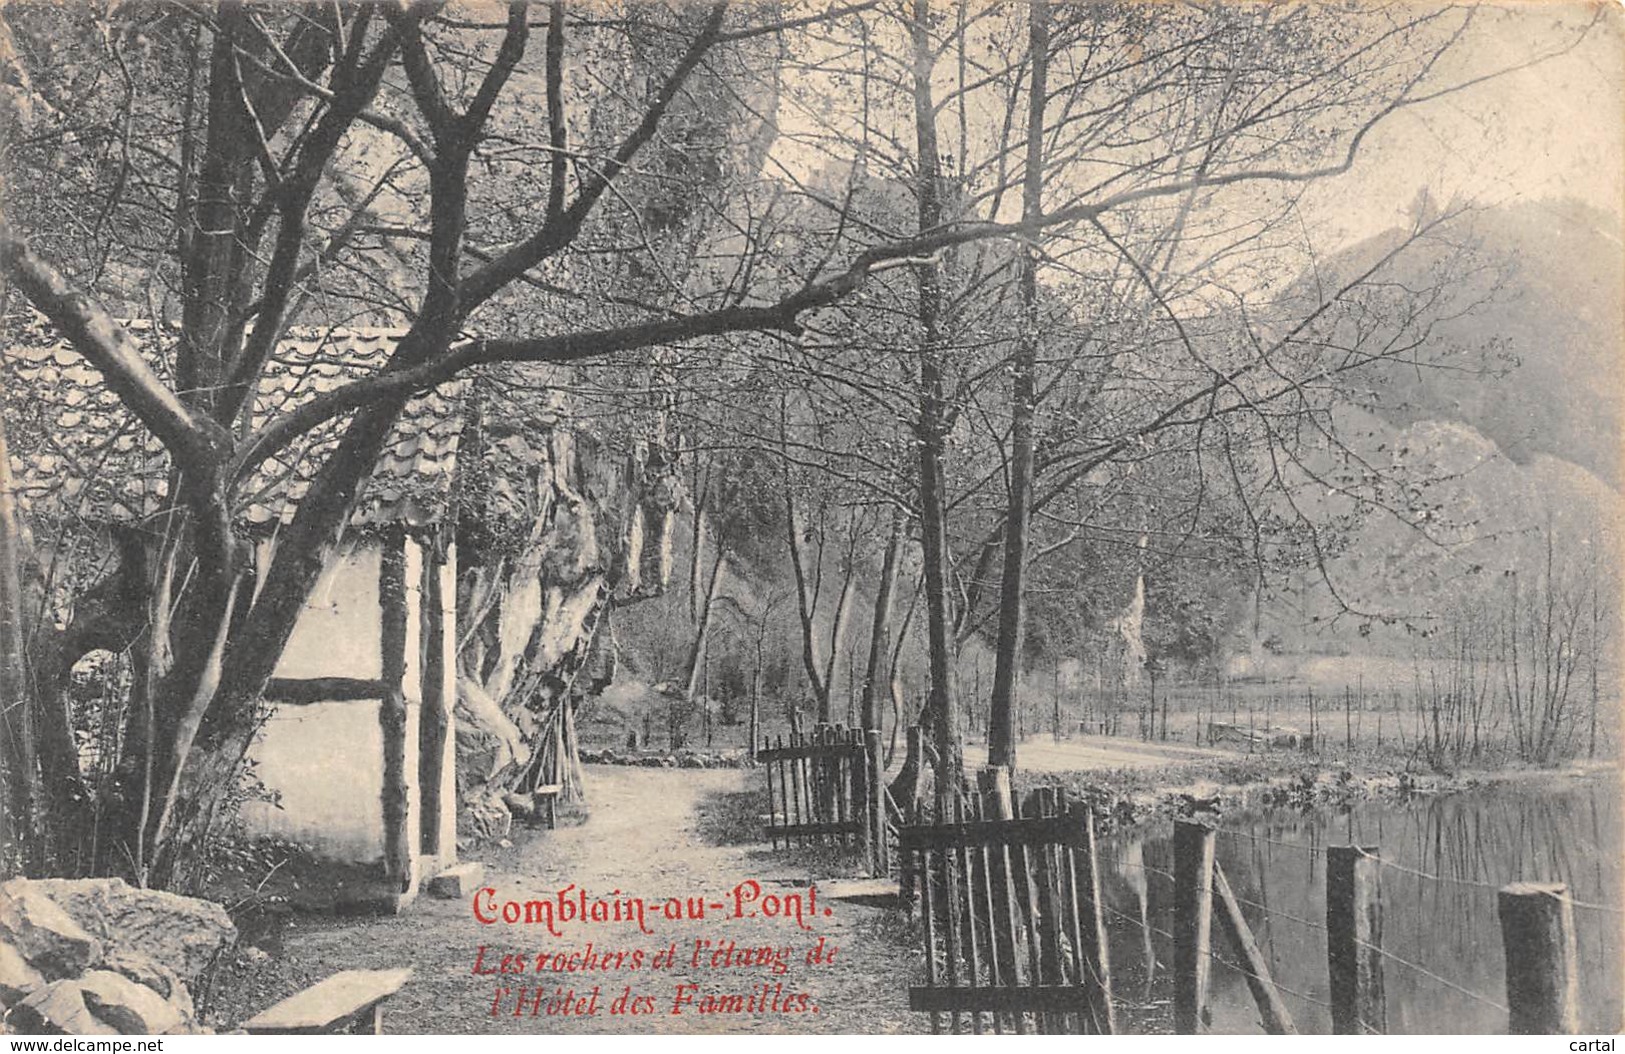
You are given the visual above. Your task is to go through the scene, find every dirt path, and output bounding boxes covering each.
[961,733,1240,772]
[216,765,925,1034]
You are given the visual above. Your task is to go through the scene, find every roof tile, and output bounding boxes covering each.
[4,318,469,529]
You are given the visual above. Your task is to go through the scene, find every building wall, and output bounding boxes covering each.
[239,699,387,860]
[241,546,388,860]
[238,535,456,905]
[276,543,383,680]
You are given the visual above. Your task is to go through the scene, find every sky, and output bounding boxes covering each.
[768,1,1623,255]
[1300,1,1623,249]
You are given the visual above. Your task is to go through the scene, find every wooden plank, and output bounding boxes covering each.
[940,792,963,1034]
[264,677,388,704]
[765,745,779,850]
[996,843,1027,1033]
[243,969,414,1034]
[895,813,1084,851]
[920,841,942,1035]
[757,744,867,762]
[908,985,1094,1014]
[951,794,982,1035]
[978,822,1006,1033]
[1016,840,1045,1031]
[1029,791,1064,1034]
[788,744,805,848]
[1071,805,1115,1034]
[1212,859,1297,1035]
[866,730,886,876]
[772,821,865,837]
[834,739,851,845]
[820,878,900,904]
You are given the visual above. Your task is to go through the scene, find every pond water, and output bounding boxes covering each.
[1100,773,1622,1034]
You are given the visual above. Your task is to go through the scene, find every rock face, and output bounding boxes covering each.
[0,883,101,981]
[454,406,657,840]
[76,971,185,1035]
[0,942,43,1004]
[9,980,114,1036]
[0,879,230,1035]
[24,879,234,983]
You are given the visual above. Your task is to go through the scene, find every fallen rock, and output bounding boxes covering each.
[27,879,234,983]
[7,980,113,1035]
[0,882,101,981]
[101,952,193,1019]
[77,971,185,1035]
[0,939,43,1006]
[461,793,513,842]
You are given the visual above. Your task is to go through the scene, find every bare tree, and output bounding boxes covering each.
[0,0,1583,884]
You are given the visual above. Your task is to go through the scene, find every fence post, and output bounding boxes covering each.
[1172,820,1215,1034]
[1074,802,1116,1034]
[977,765,1013,820]
[1327,845,1385,1034]
[1498,882,1580,1034]
[977,765,1018,997]
[866,729,887,877]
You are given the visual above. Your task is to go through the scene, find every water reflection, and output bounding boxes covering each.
[1100,775,1622,1033]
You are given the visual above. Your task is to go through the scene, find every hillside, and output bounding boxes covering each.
[1273,198,1624,649]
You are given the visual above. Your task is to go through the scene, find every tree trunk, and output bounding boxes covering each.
[0,404,37,874]
[682,546,727,703]
[988,0,1048,773]
[687,464,710,625]
[910,0,961,790]
[155,385,417,888]
[859,507,905,731]
[819,552,858,724]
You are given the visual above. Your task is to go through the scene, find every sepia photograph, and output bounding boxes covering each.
[0,0,1619,1038]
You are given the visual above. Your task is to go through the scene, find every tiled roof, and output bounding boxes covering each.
[3,314,468,529]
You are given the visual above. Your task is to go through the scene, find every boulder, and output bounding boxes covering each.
[100,952,193,1019]
[0,882,101,980]
[7,980,113,1035]
[76,971,185,1035]
[460,792,512,842]
[27,879,234,983]
[0,940,43,1006]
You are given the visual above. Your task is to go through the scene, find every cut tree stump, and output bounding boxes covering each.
[427,862,486,899]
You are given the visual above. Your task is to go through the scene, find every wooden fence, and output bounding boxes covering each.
[894,796,1602,1034]
[760,724,888,876]
[897,784,1113,1034]
[1160,819,1591,1035]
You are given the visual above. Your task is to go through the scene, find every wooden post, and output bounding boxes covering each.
[1498,882,1580,1034]
[1211,860,1297,1034]
[1052,665,1062,743]
[977,766,1013,820]
[1327,846,1384,1034]
[977,764,1018,1003]
[1172,820,1215,1034]
[378,532,413,897]
[866,729,887,877]
[1072,802,1115,1034]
